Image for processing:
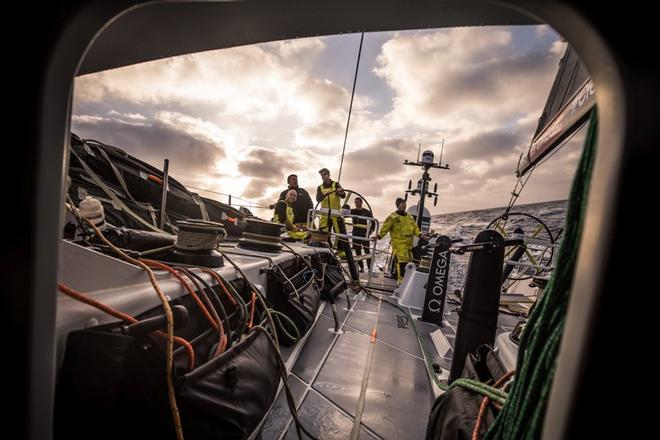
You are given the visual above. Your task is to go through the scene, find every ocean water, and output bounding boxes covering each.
[372,199,568,290]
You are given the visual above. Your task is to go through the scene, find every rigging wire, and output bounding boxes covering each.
[496,119,588,231]
[338,32,364,182]
[186,33,367,209]
[183,184,271,209]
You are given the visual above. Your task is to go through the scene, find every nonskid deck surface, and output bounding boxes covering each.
[358,271,399,294]
[260,284,524,439]
[261,292,435,440]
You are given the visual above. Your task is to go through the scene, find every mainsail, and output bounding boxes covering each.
[518,44,595,176]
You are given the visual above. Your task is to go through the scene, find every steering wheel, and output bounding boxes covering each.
[487,212,556,282]
[312,188,375,231]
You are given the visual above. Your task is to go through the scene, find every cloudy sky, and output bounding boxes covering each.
[72,25,584,220]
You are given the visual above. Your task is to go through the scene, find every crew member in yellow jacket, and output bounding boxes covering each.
[316,168,350,258]
[316,168,346,232]
[273,189,309,240]
[377,198,422,283]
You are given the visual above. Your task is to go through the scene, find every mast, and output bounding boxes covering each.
[417,170,429,230]
[403,147,449,230]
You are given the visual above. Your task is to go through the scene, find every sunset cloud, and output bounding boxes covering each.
[374,27,561,136]
[72,26,577,220]
[71,114,224,185]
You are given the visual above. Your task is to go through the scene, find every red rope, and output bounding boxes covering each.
[471,370,516,439]
[176,269,229,355]
[141,259,227,356]
[141,259,220,330]
[201,269,238,305]
[247,291,257,329]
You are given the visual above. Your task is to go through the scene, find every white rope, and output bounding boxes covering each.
[175,229,221,251]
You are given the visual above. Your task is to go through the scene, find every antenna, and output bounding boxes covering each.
[439,138,445,166]
[402,143,449,230]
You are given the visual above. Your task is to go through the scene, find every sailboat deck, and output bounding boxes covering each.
[261,292,436,440]
[57,239,523,440]
[358,271,400,294]
[260,279,524,440]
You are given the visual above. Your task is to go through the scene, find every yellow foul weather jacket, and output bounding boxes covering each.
[378,211,420,264]
[273,201,307,240]
[317,181,342,231]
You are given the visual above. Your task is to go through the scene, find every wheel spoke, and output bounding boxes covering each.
[487,212,557,281]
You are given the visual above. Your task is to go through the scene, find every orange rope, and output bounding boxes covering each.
[220,333,228,353]
[201,269,238,305]
[471,370,515,440]
[201,270,237,352]
[201,269,247,351]
[247,291,257,329]
[141,259,220,330]
[472,397,490,440]
[57,283,195,371]
[173,268,227,355]
[59,282,136,323]
[80,219,184,440]
[178,270,221,327]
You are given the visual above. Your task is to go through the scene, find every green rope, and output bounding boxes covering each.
[403,306,449,391]
[449,378,508,405]
[270,309,301,343]
[485,109,598,439]
[217,273,249,338]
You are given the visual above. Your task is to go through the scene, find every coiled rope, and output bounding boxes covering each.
[175,220,226,251]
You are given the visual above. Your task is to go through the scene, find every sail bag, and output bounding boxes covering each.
[55,291,280,440]
[266,265,321,346]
